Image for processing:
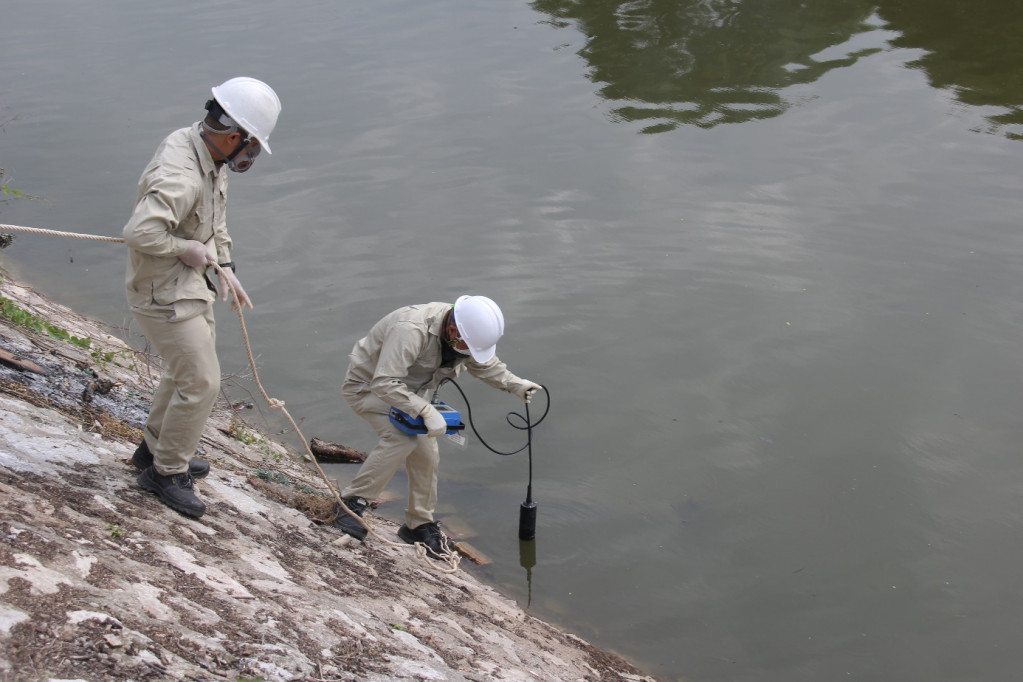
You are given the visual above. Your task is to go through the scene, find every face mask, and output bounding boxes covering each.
[200,123,261,173]
[448,330,472,355]
[226,138,261,173]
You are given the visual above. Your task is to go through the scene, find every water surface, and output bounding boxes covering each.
[4,2,1023,679]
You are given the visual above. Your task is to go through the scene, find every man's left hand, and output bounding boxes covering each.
[218,267,253,310]
[514,380,543,404]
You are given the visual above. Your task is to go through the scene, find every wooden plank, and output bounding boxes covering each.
[439,515,477,540]
[450,540,491,566]
[0,348,48,375]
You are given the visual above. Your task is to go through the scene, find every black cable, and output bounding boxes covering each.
[435,378,549,540]
[435,378,550,457]
[524,400,533,504]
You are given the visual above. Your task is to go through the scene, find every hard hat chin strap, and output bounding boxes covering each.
[201,117,239,136]
[203,99,238,132]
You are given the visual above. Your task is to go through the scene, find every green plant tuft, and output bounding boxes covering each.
[0,296,92,347]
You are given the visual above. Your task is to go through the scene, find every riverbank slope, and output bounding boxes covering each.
[0,273,658,681]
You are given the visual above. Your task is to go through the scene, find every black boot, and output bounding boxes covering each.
[398,521,449,560]
[137,466,206,518]
[132,439,210,480]
[332,497,369,541]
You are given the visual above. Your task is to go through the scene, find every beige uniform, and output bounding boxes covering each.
[342,302,531,528]
[122,123,232,475]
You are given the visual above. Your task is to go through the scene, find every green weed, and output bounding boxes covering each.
[0,296,91,347]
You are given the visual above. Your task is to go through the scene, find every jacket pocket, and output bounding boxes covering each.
[151,263,214,306]
[186,205,213,242]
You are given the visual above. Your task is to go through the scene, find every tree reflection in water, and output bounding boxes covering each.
[876,0,1023,139]
[531,0,880,132]
[533,0,1023,138]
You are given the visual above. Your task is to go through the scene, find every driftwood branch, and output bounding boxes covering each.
[0,347,48,375]
[309,438,367,463]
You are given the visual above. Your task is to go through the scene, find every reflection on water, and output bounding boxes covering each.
[876,0,1023,138]
[519,539,538,607]
[532,0,1023,138]
[531,0,881,131]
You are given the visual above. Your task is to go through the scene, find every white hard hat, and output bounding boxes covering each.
[453,295,505,363]
[211,77,281,153]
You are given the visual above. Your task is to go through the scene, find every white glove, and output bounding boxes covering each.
[179,240,212,268]
[514,380,543,404]
[218,267,253,310]
[422,405,448,437]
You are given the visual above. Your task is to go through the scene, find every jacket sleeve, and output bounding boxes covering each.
[367,322,434,418]
[464,355,529,397]
[122,171,197,258]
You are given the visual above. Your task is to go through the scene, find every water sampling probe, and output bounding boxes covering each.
[388,377,550,540]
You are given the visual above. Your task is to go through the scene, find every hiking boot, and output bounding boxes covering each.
[398,521,448,560]
[132,439,210,480]
[137,466,206,518]
[332,497,369,541]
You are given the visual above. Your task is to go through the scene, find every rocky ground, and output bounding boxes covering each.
[0,273,659,682]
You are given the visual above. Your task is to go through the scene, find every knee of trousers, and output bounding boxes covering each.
[374,429,419,456]
[180,372,220,405]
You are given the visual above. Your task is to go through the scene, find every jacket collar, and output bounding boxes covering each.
[426,304,451,340]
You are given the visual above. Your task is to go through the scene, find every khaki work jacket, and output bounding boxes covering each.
[122,123,232,311]
[346,302,529,419]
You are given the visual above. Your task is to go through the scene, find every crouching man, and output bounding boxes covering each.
[334,296,540,557]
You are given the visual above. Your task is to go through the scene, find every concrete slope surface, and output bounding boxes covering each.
[0,274,657,682]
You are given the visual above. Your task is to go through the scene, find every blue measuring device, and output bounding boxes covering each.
[388,401,465,435]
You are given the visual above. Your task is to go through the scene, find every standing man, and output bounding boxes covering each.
[123,77,282,518]
[334,295,542,558]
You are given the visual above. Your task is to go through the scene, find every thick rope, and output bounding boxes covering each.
[0,224,125,243]
[212,261,459,571]
[2,223,460,572]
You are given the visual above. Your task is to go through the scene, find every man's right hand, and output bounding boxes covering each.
[218,267,253,310]
[179,240,211,268]
[422,406,448,437]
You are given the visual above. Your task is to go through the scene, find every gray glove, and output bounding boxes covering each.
[218,267,253,310]
[179,240,211,268]
[422,405,448,437]
[514,380,543,404]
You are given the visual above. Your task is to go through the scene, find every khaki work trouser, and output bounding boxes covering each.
[133,301,219,476]
[341,380,439,529]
